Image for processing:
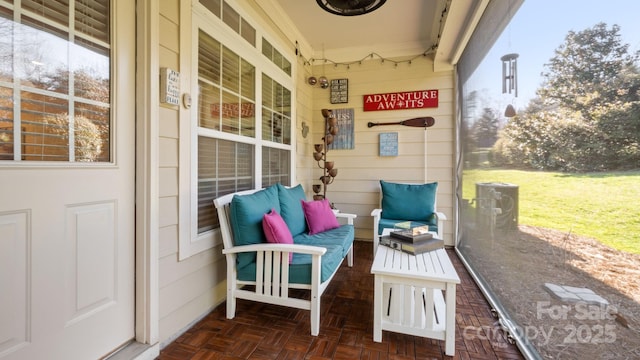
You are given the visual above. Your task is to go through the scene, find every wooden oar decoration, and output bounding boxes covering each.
[367,116,435,128]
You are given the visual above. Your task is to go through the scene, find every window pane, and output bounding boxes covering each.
[2,0,112,163]
[0,12,13,82]
[240,58,254,100]
[198,136,254,233]
[198,80,220,130]
[200,0,221,18]
[75,0,109,43]
[222,1,239,33]
[221,90,239,134]
[240,18,255,47]
[261,39,272,61]
[262,73,272,108]
[281,88,291,116]
[0,87,14,160]
[239,99,255,137]
[21,91,69,161]
[199,30,221,85]
[222,46,239,92]
[261,109,272,142]
[74,101,109,162]
[198,136,217,233]
[262,146,290,187]
[17,18,70,94]
[71,41,109,102]
[22,0,69,28]
[261,74,290,144]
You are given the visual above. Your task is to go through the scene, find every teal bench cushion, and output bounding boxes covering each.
[293,224,354,258]
[229,185,280,269]
[380,180,437,221]
[236,244,344,284]
[276,183,308,237]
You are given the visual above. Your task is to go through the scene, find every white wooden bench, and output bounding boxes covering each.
[213,188,356,336]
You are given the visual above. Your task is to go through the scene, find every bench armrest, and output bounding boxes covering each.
[222,243,327,256]
[335,212,357,225]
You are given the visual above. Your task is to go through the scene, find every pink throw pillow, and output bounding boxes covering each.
[262,209,294,262]
[301,199,340,235]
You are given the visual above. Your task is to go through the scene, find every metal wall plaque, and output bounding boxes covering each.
[330,78,348,104]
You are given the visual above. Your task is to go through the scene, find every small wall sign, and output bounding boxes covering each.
[330,78,348,104]
[379,132,398,156]
[363,89,438,111]
[160,68,180,106]
[328,108,354,150]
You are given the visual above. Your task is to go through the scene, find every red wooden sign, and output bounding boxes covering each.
[363,89,438,111]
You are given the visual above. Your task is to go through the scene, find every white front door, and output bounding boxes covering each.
[0,1,135,359]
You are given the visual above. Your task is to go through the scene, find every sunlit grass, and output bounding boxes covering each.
[463,169,640,254]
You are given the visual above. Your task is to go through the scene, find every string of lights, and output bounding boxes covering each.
[293,0,449,71]
[301,49,435,70]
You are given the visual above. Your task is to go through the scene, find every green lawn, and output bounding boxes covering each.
[463,169,640,255]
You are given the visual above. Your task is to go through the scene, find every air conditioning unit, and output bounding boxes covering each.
[475,182,519,230]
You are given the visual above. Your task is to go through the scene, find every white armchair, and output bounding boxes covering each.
[370,180,446,254]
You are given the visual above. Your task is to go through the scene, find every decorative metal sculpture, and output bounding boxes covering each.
[312,109,338,200]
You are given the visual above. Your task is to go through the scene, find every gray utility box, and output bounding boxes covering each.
[475,182,519,230]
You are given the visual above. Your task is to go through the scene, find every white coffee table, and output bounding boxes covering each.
[371,233,460,356]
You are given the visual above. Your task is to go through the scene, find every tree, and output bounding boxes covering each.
[471,107,500,148]
[492,23,640,171]
[538,23,640,119]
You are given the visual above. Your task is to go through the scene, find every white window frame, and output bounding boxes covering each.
[178,0,295,260]
[0,0,114,167]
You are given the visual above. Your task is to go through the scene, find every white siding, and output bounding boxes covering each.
[306,60,455,243]
[156,0,227,345]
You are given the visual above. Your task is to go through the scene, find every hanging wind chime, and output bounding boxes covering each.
[501,53,519,117]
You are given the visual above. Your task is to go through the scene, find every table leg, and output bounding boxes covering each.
[445,282,456,356]
[373,275,383,342]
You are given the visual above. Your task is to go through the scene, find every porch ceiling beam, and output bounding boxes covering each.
[433,0,489,72]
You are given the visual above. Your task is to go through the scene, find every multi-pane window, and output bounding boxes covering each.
[196,19,292,235]
[262,146,289,188]
[262,38,291,76]
[199,0,256,47]
[0,0,111,162]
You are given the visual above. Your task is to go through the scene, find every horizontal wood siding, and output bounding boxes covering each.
[306,59,455,244]
[156,0,226,345]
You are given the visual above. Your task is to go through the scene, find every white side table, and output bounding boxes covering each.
[371,243,460,356]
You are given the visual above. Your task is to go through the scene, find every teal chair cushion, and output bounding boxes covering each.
[229,185,280,269]
[276,183,308,237]
[380,180,437,221]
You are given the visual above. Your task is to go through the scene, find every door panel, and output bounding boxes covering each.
[0,0,135,359]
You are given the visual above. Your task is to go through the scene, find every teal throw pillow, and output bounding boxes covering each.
[380,180,437,221]
[276,183,308,237]
[229,184,280,269]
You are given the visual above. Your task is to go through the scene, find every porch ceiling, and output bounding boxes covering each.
[273,0,487,71]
